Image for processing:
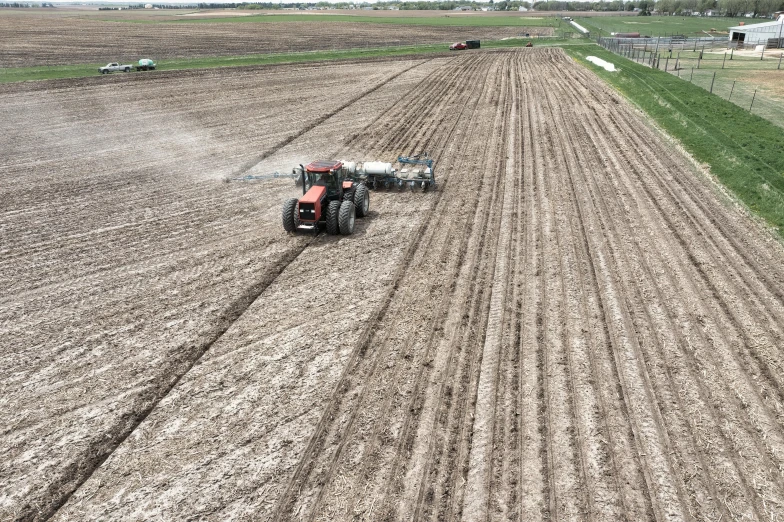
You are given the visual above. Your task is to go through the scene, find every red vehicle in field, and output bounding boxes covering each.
[449,42,467,50]
[282,160,369,235]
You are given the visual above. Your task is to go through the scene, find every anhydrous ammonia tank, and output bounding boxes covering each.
[139,58,154,67]
[363,162,393,176]
[341,161,356,175]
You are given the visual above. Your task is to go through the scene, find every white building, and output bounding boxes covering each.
[729,17,784,46]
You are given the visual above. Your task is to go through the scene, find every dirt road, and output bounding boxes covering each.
[3,49,784,521]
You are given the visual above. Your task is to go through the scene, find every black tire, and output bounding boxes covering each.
[353,183,369,218]
[325,200,341,235]
[125,67,130,72]
[282,198,299,233]
[339,201,356,235]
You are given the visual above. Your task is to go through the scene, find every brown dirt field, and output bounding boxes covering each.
[3,48,784,522]
[0,10,550,67]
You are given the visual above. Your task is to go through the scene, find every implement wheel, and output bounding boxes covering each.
[282,198,299,233]
[326,200,341,235]
[353,184,369,218]
[339,201,356,235]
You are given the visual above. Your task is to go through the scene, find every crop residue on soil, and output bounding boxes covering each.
[3,48,784,522]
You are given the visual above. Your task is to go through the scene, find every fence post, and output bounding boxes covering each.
[665,56,669,71]
[710,71,716,93]
[729,80,735,101]
[749,89,757,111]
[761,46,765,61]
[722,51,727,69]
[779,52,783,70]
[675,52,679,71]
[690,67,694,82]
[731,48,733,60]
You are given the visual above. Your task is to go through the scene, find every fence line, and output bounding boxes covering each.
[597,36,784,129]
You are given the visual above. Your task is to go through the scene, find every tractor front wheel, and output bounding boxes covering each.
[326,200,341,235]
[282,198,299,233]
[353,184,369,218]
[339,201,356,235]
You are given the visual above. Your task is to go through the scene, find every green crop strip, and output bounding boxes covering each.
[565,44,784,237]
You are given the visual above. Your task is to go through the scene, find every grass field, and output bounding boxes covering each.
[577,15,750,37]
[607,42,784,127]
[566,43,784,236]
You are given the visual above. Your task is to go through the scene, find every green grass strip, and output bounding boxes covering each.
[0,38,569,84]
[565,43,784,237]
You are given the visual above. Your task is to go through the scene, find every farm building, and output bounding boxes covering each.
[728,17,784,47]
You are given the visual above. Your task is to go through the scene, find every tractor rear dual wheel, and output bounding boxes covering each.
[353,184,369,218]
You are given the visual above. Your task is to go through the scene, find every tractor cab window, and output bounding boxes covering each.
[308,171,339,193]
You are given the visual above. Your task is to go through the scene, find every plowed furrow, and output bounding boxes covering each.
[268,53,492,521]
[569,79,784,517]
[531,60,691,521]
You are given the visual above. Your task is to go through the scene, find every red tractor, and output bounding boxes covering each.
[282,160,369,235]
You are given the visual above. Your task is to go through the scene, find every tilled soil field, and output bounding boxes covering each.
[3,48,784,521]
[0,11,549,67]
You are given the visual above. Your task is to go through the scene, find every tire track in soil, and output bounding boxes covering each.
[568,73,784,518]
[549,70,735,521]
[554,60,784,519]
[462,57,519,522]
[10,48,784,522]
[231,59,431,179]
[15,58,435,522]
[535,69,692,521]
[604,107,784,419]
[390,55,510,522]
[561,77,762,520]
[23,242,310,522]
[268,52,497,521]
[545,67,723,521]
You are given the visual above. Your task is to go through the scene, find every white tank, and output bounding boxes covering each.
[341,161,356,175]
[363,162,393,176]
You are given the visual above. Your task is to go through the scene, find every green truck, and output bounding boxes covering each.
[135,59,156,72]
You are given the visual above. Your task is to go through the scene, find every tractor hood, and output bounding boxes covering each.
[301,184,326,204]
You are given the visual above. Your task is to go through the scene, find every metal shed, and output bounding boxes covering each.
[728,18,784,48]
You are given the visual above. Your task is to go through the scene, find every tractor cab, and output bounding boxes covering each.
[304,161,342,197]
